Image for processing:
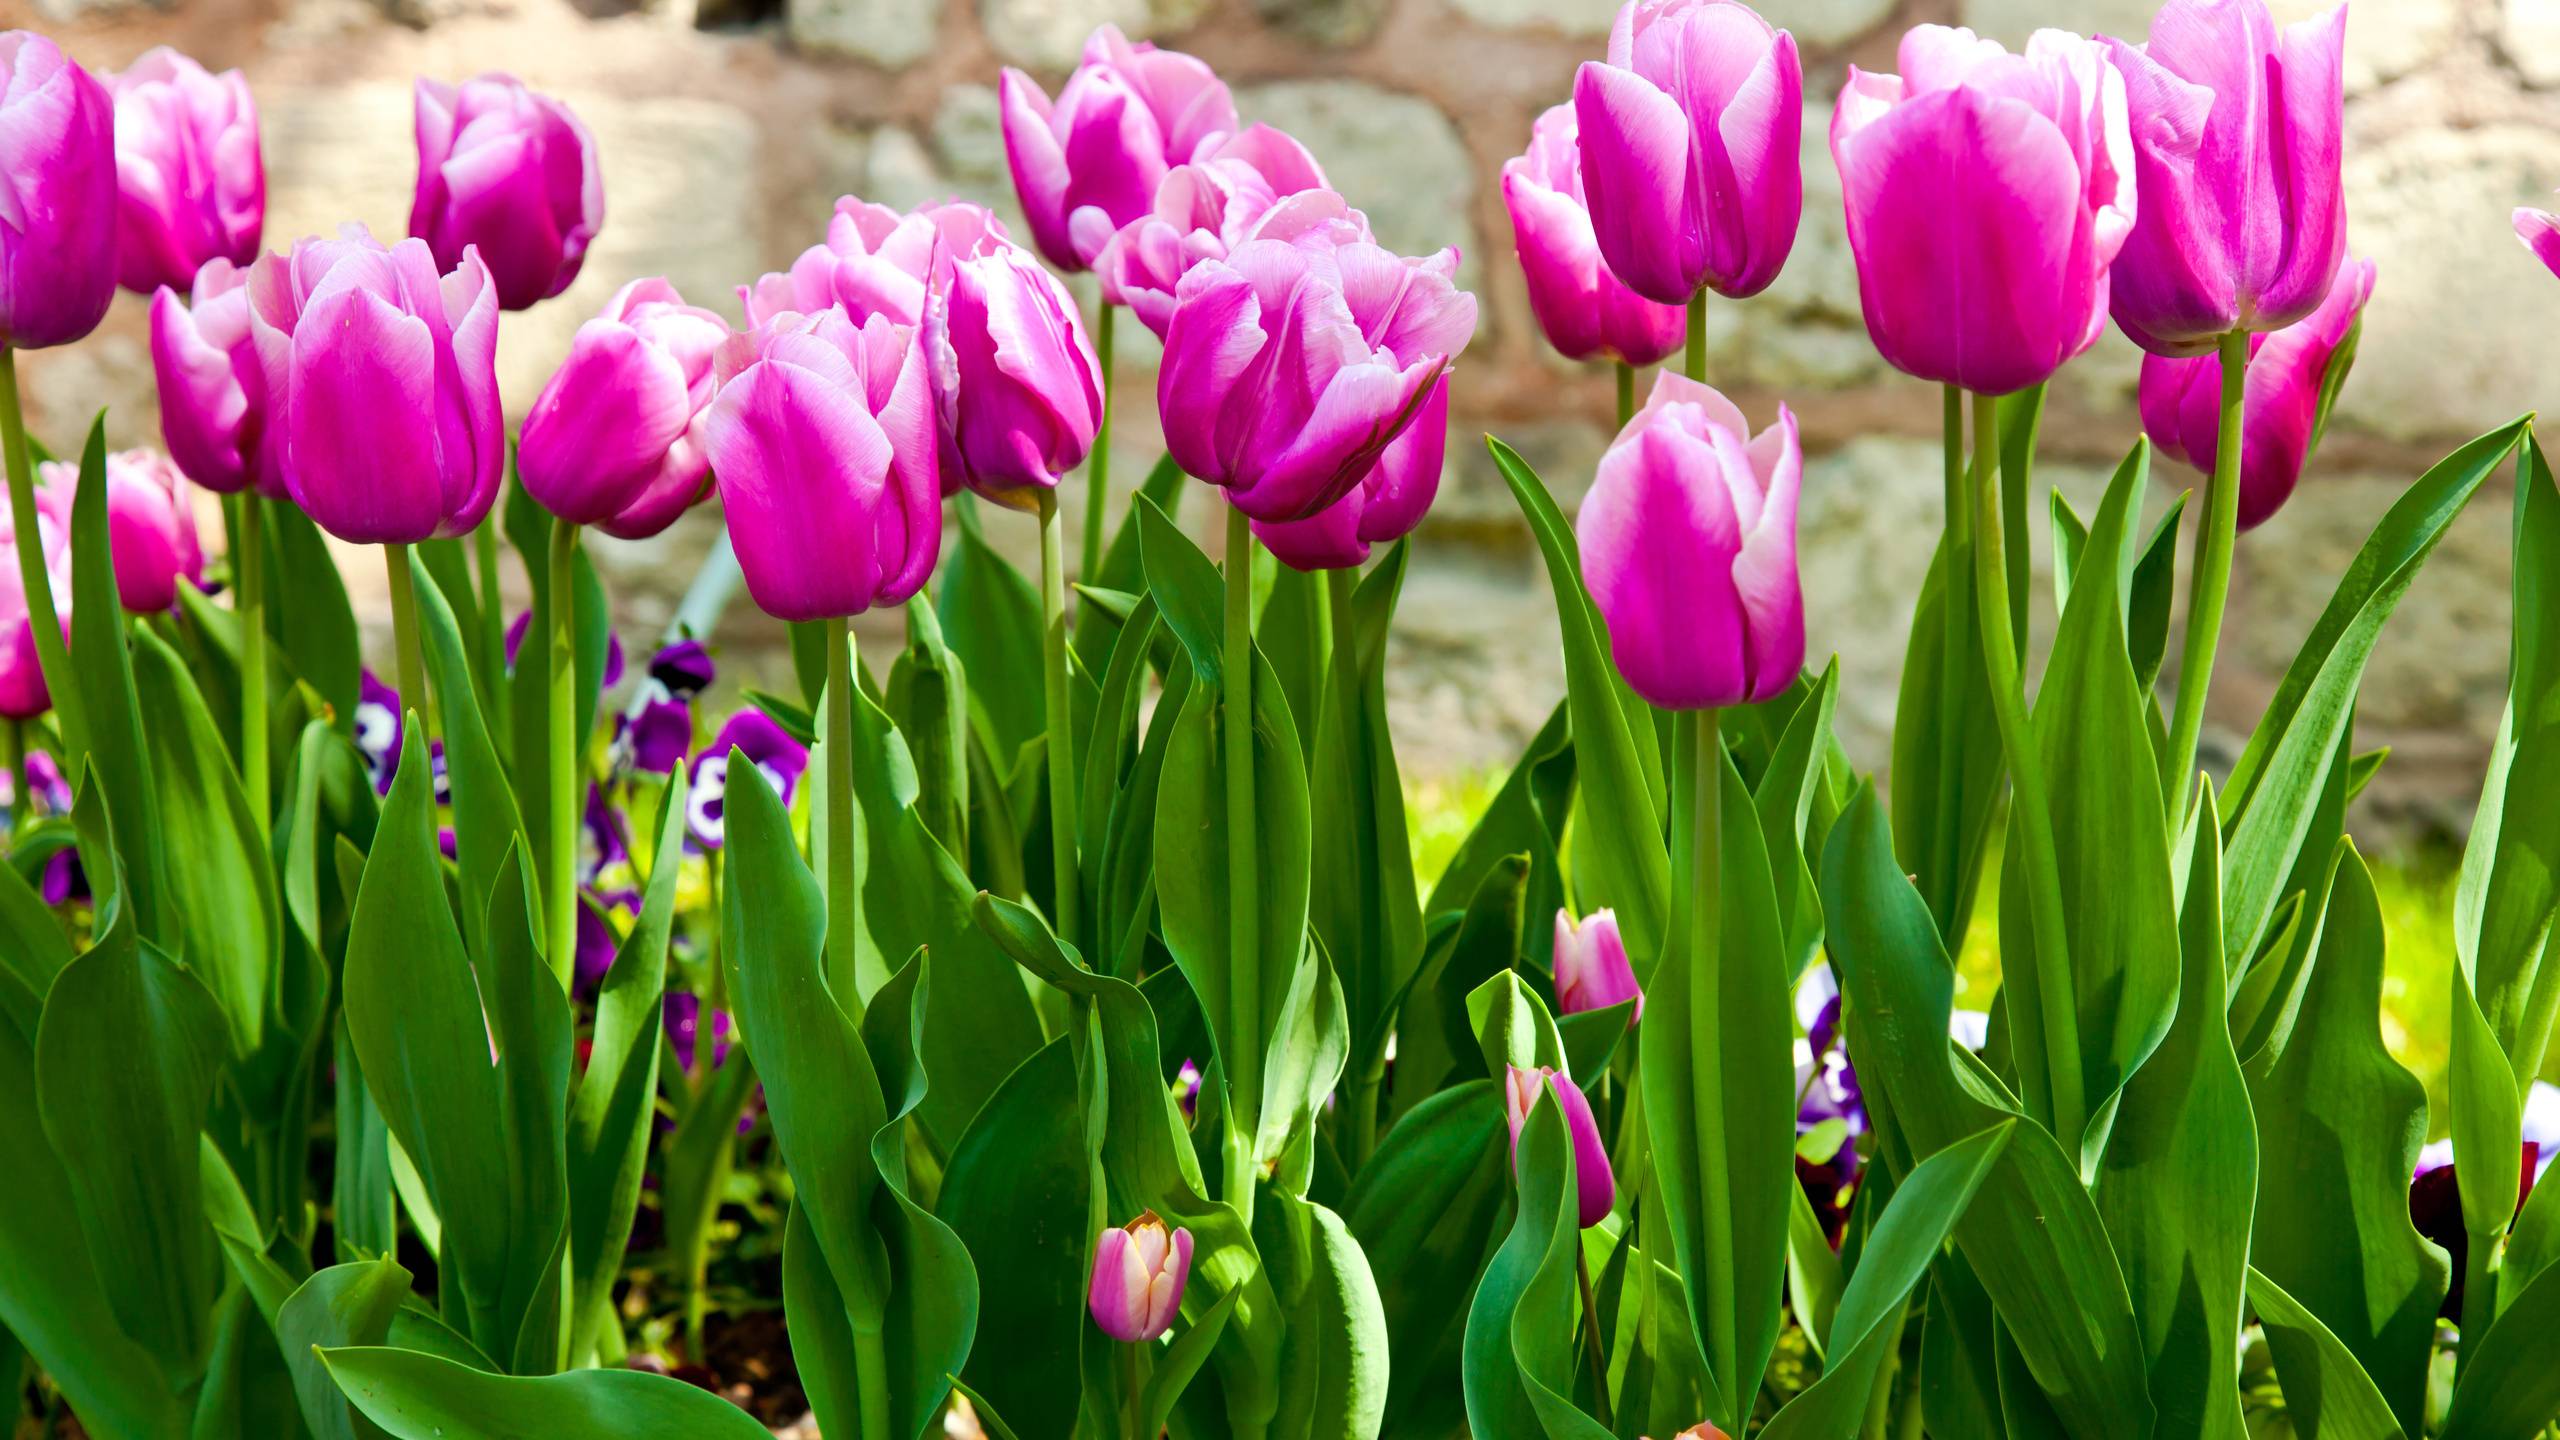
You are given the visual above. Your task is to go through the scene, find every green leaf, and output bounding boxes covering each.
[2245,841,2445,1436]
[938,1039,1091,1440]
[319,1346,769,1437]
[1819,787,2153,1439]
[723,769,976,1438]
[34,923,226,1385]
[266,502,361,729]
[844,683,1044,1146]
[1259,559,1328,769]
[2091,790,2255,1437]
[938,516,1046,763]
[564,786,686,1364]
[1426,701,1573,937]
[1154,647,1312,1143]
[1074,454,1185,671]
[2223,418,2530,963]
[885,595,971,860]
[2244,1267,2405,1439]
[1136,492,1227,688]
[67,419,169,943]
[1762,1123,2013,1439]
[1645,736,1794,1434]
[1141,1288,1238,1440]
[1890,481,2007,948]
[277,1259,412,1440]
[1998,440,2180,1144]
[1259,1189,1390,1440]
[1344,1081,1509,1439]
[409,552,530,958]
[2441,1249,2560,1439]
[1487,436,1669,964]
[1756,659,1839,982]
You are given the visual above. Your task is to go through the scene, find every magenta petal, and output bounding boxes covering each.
[2520,207,2560,282]
[284,286,448,544]
[1573,60,1697,306]
[521,321,694,524]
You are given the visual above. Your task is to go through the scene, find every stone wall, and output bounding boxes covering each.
[10,0,2560,837]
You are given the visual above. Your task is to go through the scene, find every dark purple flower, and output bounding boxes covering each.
[686,709,809,851]
[621,697,692,776]
[1172,1057,1202,1125]
[355,668,402,794]
[648,639,714,698]
[581,783,630,885]
[575,897,617,996]
[663,990,736,1075]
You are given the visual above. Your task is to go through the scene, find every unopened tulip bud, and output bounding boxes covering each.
[518,277,727,537]
[1554,907,1643,1023]
[999,25,1237,272]
[1504,1064,1616,1228]
[1089,1211,1192,1342]
[105,47,263,297]
[1577,372,1803,710]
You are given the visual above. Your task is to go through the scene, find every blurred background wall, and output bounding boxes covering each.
[4,0,2556,840]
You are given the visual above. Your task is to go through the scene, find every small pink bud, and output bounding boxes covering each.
[1553,908,1643,1025]
[1502,1064,1616,1228]
[1088,1211,1193,1343]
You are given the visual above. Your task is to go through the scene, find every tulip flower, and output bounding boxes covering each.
[2141,256,2372,531]
[998,25,1237,272]
[2102,0,2347,356]
[1502,103,1690,369]
[1576,372,1802,710]
[927,243,1103,506]
[1249,375,1447,572]
[615,639,713,776]
[2518,205,2560,279]
[151,259,283,499]
[1570,0,1802,307]
[519,277,728,537]
[34,449,202,613]
[0,32,118,351]
[1092,124,1360,339]
[698,308,941,622]
[741,197,1009,330]
[105,47,263,297]
[354,669,402,794]
[1830,26,2136,396]
[685,709,808,851]
[410,73,602,311]
[1553,906,1643,1023]
[1503,1064,1615,1228]
[0,544,65,721]
[246,224,504,545]
[1088,1211,1193,1342]
[1159,234,1478,524]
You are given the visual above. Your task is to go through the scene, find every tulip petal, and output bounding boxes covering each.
[1573,60,1696,306]
[285,286,448,544]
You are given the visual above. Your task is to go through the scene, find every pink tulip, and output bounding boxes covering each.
[1830,26,2137,396]
[740,197,1010,330]
[246,225,503,545]
[1570,0,1802,306]
[2103,0,2346,356]
[2515,204,2560,279]
[1088,1211,1193,1343]
[1577,372,1801,710]
[519,277,728,538]
[0,32,118,350]
[1249,375,1447,571]
[1092,124,1362,338]
[411,73,602,311]
[998,25,1238,272]
[1553,907,1643,1023]
[34,449,201,613]
[926,242,1103,506]
[104,47,262,298]
[1502,103,1690,367]
[150,258,282,499]
[698,309,941,622]
[0,542,64,720]
[1159,234,1477,524]
[2141,256,2372,532]
[1504,1064,1616,1228]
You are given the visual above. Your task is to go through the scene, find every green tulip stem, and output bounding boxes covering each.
[1576,1240,1614,1429]
[851,1315,890,1440]
[1685,294,1706,384]
[1967,389,2084,1149]
[1672,704,1737,1432]
[238,491,269,832]
[475,518,506,723]
[1222,502,1261,1229]
[547,521,583,990]
[824,617,859,1000]
[0,348,81,754]
[2162,329,2252,816]
[1120,1331,1144,1440]
[2461,1232,2502,1375]
[384,541,430,756]
[1039,490,1080,948]
[1082,303,1116,581]
[1616,360,1637,430]
[1937,384,1970,901]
